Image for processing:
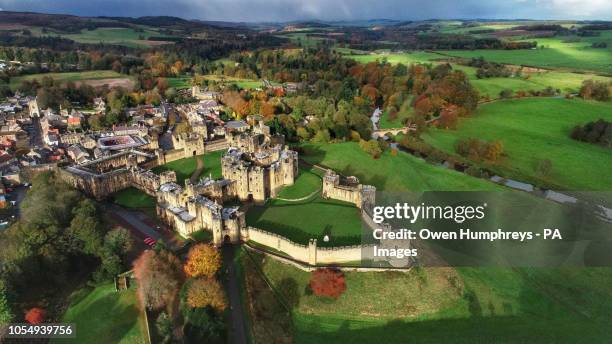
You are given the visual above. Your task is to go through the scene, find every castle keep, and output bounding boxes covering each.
[221,126,297,204]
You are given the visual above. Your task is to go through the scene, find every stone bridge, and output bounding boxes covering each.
[372,124,417,138]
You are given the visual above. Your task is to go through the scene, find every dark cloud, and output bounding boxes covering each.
[0,0,610,21]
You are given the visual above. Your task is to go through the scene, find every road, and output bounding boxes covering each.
[223,245,248,344]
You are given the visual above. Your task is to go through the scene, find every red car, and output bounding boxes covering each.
[143,237,157,246]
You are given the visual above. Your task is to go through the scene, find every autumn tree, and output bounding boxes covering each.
[187,278,227,312]
[184,244,222,279]
[133,250,183,311]
[309,268,346,299]
[25,307,46,324]
[359,139,383,159]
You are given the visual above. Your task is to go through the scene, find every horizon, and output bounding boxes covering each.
[0,0,611,22]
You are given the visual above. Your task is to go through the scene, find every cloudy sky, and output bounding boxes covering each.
[0,0,610,22]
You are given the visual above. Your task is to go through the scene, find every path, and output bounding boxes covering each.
[223,245,248,344]
[108,204,183,251]
[189,156,205,183]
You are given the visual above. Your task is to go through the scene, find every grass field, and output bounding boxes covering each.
[454,65,612,98]
[9,70,128,89]
[198,74,262,90]
[254,254,612,343]
[152,150,224,185]
[436,31,612,74]
[423,98,612,190]
[52,283,145,344]
[113,187,156,208]
[39,27,173,48]
[276,167,323,199]
[167,76,192,89]
[346,51,441,65]
[246,195,362,246]
[299,142,499,192]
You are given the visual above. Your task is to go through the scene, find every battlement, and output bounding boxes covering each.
[322,170,376,209]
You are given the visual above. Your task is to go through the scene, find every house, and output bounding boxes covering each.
[67,110,84,128]
[93,98,106,113]
[67,144,90,163]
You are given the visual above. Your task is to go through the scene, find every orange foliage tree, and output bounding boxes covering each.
[184,244,222,278]
[187,278,227,312]
[25,307,46,324]
[309,268,346,299]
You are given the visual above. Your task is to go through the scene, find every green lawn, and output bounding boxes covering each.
[113,187,156,208]
[10,70,127,89]
[246,195,363,246]
[52,283,146,344]
[167,76,192,89]
[422,98,612,190]
[152,150,224,185]
[276,167,322,199]
[254,254,612,343]
[300,142,499,192]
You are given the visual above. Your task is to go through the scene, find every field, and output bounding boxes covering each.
[299,142,499,192]
[167,76,192,90]
[251,253,612,343]
[423,98,612,190]
[52,283,146,344]
[344,51,441,65]
[113,187,156,208]
[198,74,262,90]
[436,31,612,74]
[39,27,174,48]
[152,150,224,185]
[9,70,131,90]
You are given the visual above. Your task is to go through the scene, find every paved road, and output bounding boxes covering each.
[223,245,248,344]
[110,205,161,240]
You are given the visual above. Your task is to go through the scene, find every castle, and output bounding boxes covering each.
[59,120,395,267]
[156,121,297,242]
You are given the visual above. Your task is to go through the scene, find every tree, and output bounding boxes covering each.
[184,244,222,279]
[0,280,13,325]
[359,139,382,159]
[187,278,227,312]
[68,199,104,255]
[25,307,46,324]
[133,250,183,311]
[309,268,346,299]
[156,312,173,344]
[103,227,133,259]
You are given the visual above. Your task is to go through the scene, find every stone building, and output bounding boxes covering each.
[322,170,376,209]
[221,126,297,204]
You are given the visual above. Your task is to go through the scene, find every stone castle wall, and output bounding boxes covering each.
[243,226,370,265]
[322,170,376,209]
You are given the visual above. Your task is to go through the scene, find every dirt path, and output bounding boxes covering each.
[189,156,205,183]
